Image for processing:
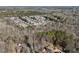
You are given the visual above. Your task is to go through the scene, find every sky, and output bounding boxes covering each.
[0,0,78,6]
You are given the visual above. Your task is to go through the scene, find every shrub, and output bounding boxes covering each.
[36,30,75,52]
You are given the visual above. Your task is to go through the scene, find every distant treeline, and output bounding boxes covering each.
[0,10,46,17]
